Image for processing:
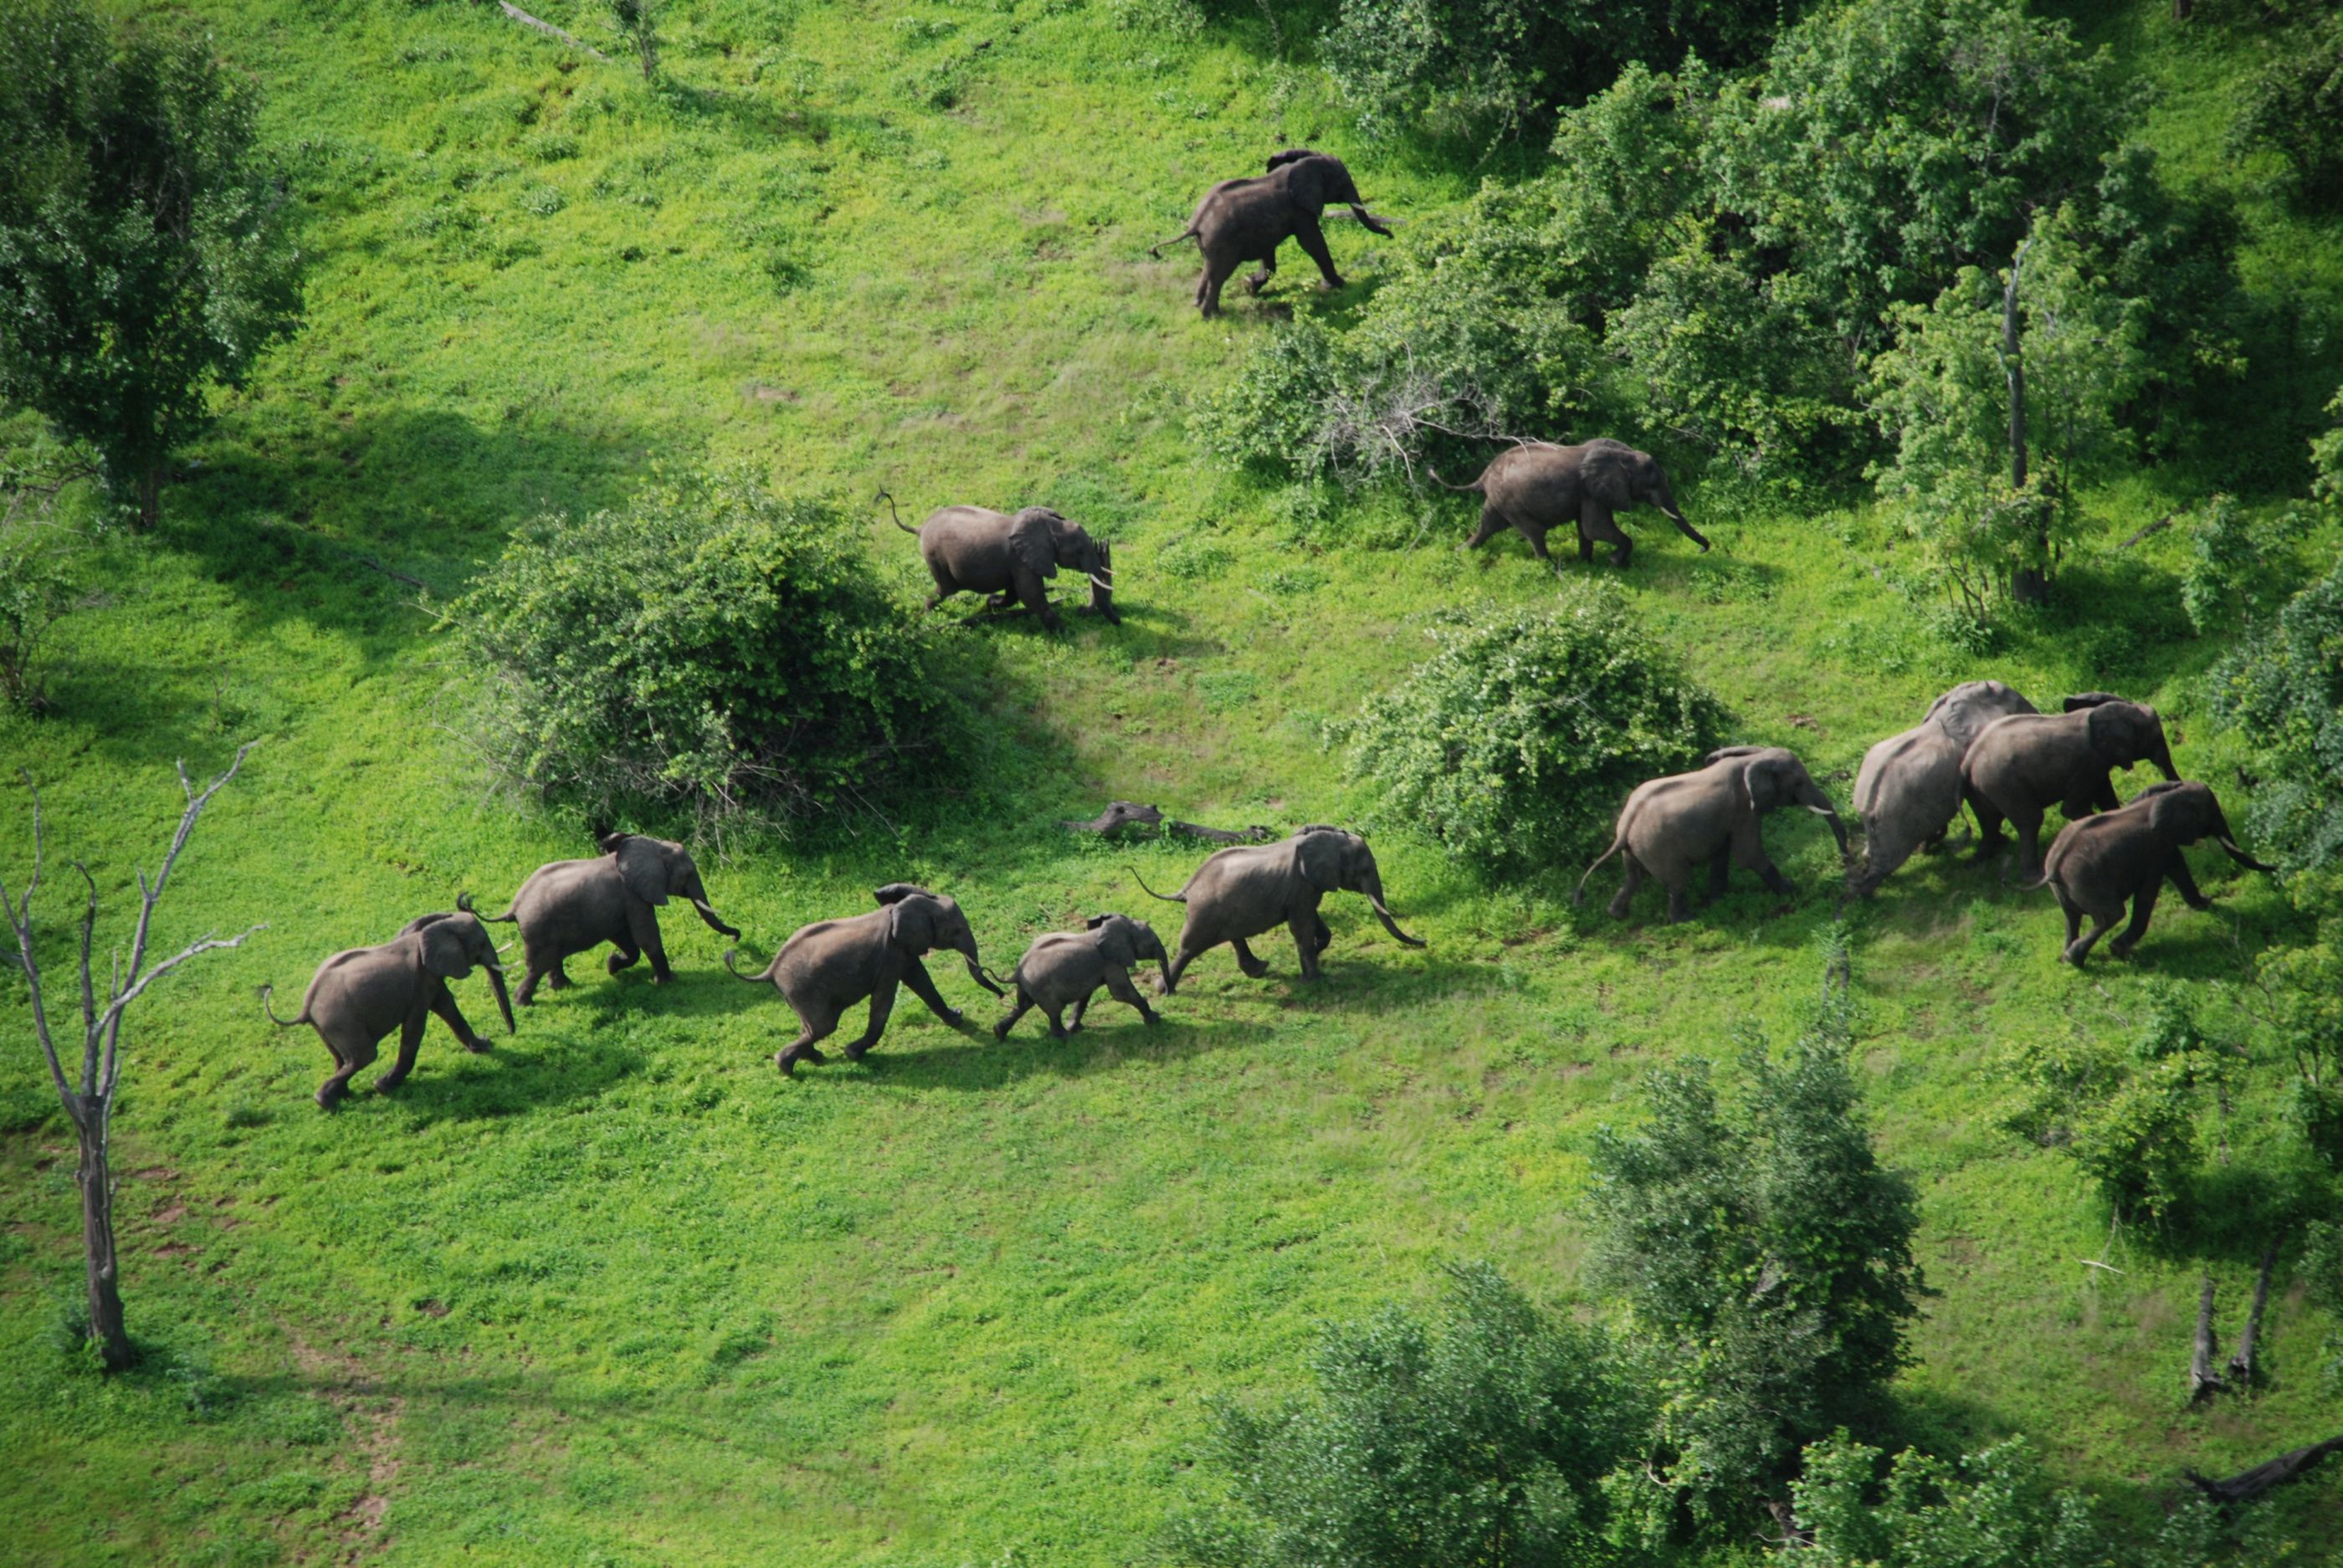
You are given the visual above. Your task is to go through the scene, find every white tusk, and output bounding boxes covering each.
[1805,804,1833,816]
[1089,573,1113,591]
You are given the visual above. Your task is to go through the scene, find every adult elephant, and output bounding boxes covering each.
[727,884,1003,1074]
[1430,439,1709,571]
[2035,781,2275,965]
[484,833,741,1005]
[1131,825,1423,992]
[1577,746,1849,924]
[1961,695,2177,881]
[887,492,1116,631]
[1151,149,1394,319]
[1851,679,2038,895]
[261,899,515,1108]
[993,914,1171,1041]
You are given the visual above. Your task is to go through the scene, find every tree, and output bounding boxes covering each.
[611,0,660,84]
[1587,938,1925,1529]
[2,747,258,1368]
[0,0,300,529]
[1792,1435,2103,1566]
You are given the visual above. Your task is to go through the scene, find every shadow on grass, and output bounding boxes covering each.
[367,1035,650,1125]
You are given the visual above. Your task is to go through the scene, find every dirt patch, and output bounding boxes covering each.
[287,1330,408,1559]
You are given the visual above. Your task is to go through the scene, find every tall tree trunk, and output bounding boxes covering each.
[136,463,162,532]
[2002,243,2049,604]
[74,1104,132,1370]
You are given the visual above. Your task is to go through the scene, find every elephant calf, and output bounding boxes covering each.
[485,832,740,1005]
[1851,679,2037,895]
[994,914,1170,1041]
[1432,438,1708,571]
[2035,781,2275,965]
[889,492,1115,631]
[1134,824,1422,993]
[1577,746,1849,924]
[1152,149,1394,320]
[1961,694,2177,882]
[728,884,1003,1074]
[261,899,515,1109]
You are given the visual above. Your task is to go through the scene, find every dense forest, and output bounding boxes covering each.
[2,0,2340,1561]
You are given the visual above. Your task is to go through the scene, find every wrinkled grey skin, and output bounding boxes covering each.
[1851,679,2038,894]
[261,899,515,1109]
[1134,825,1423,992]
[484,833,741,1005]
[891,495,1117,630]
[993,914,1171,1041]
[1431,439,1709,571]
[2036,781,2276,965]
[1577,746,1850,924]
[1961,694,2179,881]
[727,884,1004,1074]
[1153,149,1394,319]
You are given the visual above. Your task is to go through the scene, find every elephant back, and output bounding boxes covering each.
[1854,725,1961,819]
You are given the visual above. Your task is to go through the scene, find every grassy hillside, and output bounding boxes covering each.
[2,0,2338,1563]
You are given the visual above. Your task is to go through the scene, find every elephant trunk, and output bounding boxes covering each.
[1809,803,1851,859]
[2217,836,2279,874]
[962,942,1006,997]
[1653,484,1709,551]
[484,964,516,1035]
[1361,879,1426,948]
[1088,546,1120,625]
[690,896,741,940]
[2151,736,2179,782]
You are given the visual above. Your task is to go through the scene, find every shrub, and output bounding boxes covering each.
[2232,10,2343,212]
[1588,946,1925,1529]
[1341,591,1727,875]
[0,0,301,529]
[1162,1261,1646,1568]
[452,469,954,836]
[2211,551,2343,873]
[1793,1436,2101,1568]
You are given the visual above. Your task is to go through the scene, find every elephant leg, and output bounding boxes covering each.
[1521,525,1556,571]
[2167,853,2214,912]
[1289,915,1324,981]
[1244,253,1275,295]
[2064,912,2116,966]
[1582,500,1630,568]
[1199,254,1237,318]
[1295,222,1343,291]
[1043,1003,1069,1040]
[606,939,639,976]
[1231,937,1270,978]
[2109,884,2161,960]
[1463,508,1505,551]
[2011,812,2047,883]
[775,998,838,1075]
[1967,792,2006,858]
[1735,828,1794,897]
[427,985,490,1053]
[900,955,965,1027]
[2058,894,2083,951]
[844,978,900,1059]
[993,988,1033,1042]
[1664,879,1693,925]
[315,1029,376,1109]
[1161,937,1212,995]
[1608,853,1646,920]
[1102,968,1159,1026]
[515,943,551,1006]
[1577,523,1595,564]
[546,961,572,992]
[375,1010,428,1093]
[1706,848,1731,903]
[1016,571,1064,633]
[624,900,672,982]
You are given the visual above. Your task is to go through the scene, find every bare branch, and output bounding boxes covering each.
[497,0,611,59]
[91,926,266,1095]
[2,775,74,1115]
[75,863,98,1096]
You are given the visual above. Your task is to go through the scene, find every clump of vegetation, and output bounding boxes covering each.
[1792,1435,2100,1567]
[0,532,85,711]
[2232,8,2343,212]
[1163,1260,1646,1568]
[1341,591,1727,874]
[2212,552,2343,874]
[0,0,300,529]
[453,469,956,837]
[1588,949,1925,1533]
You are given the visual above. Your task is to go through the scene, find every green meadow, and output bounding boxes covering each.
[3,0,2340,1562]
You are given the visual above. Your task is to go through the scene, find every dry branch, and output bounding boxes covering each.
[2186,1434,2343,1506]
[1064,802,1275,845]
[497,1,609,59]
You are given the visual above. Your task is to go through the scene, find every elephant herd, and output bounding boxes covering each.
[262,827,1423,1106]
[1571,680,2275,967]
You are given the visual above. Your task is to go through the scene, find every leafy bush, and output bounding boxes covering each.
[1163,1261,1646,1568]
[1341,591,1727,875]
[0,0,301,528]
[2232,10,2343,211]
[1793,1436,2100,1568]
[2211,551,2343,873]
[0,531,84,711]
[1588,950,1925,1529]
[452,469,954,836]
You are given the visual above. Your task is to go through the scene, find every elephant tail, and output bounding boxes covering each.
[878,488,919,535]
[1147,227,1200,259]
[723,945,776,983]
[1127,866,1187,904]
[1427,467,1484,494]
[2017,869,2053,893]
[1571,838,1625,906]
[257,984,308,1028]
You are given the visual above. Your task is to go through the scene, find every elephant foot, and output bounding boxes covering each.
[649,969,674,986]
[1318,275,1345,292]
[372,1073,407,1094]
[2060,945,2088,966]
[607,952,637,976]
[314,1087,344,1110]
[1140,1008,1160,1027]
[992,1017,1013,1042]
[462,1036,493,1055]
[2109,940,2139,961]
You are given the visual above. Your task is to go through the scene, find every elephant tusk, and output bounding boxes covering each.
[1089,574,1113,592]
[1805,804,1833,815]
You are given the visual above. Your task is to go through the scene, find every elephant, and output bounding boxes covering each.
[1131,824,1423,992]
[482,832,741,1005]
[260,898,515,1109]
[992,914,1171,1041]
[886,491,1116,631]
[1150,148,1395,319]
[1576,746,1850,924]
[1850,679,2038,894]
[725,884,1004,1074]
[2033,781,2276,965]
[1961,694,2178,882]
[1430,439,1710,571]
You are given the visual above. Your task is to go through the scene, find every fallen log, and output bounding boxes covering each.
[2188,1274,2224,1403]
[1064,802,1164,838]
[2186,1434,2343,1506]
[1064,802,1277,845]
[2227,1245,2278,1388]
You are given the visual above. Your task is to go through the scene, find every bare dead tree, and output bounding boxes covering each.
[2188,1273,2224,1402]
[2187,1434,2343,1506]
[2228,1244,2278,1388]
[2,746,260,1369]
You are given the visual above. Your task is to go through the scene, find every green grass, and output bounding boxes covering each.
[3,0,2340,1562]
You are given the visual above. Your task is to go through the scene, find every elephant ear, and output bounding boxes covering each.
[1265,147,1318,171]
[418,920,477,980]
[1294,829,1346,894]
[613,835,670,906]
[885,895,938,953]
[1085,914,1113,930]
[1092,920,1138,969]
[1009,510,1061,581]
[873,883,929,905]
[2147,783,2207,841]
[1741,756,1789,812]
[2083,701,2138,761]
[2062,692,2125,712]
